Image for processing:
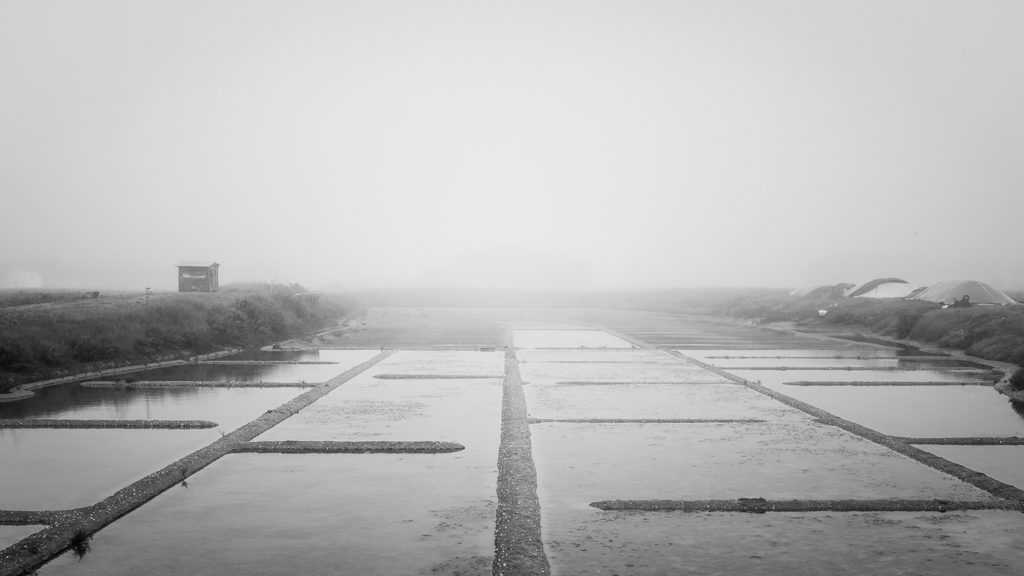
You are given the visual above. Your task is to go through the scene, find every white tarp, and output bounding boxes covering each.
[850,281,918,299]
[909,280,1016,305]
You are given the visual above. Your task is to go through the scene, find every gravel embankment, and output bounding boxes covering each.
[493,348,551,576]
[590,498,1020,513]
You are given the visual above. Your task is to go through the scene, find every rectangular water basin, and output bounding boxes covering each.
[517,348,677,364]
[737,374,1024,437]
[519,360,728,385]
[531,421,995,505]
[681,348,898,361]
[256,374,502,468]
[916,445,1024,490]
[512,330,634,349]
[542,508,1024,576]
[704,358,903,369]
[728,369,998,387]
[371,350,505,378]
[524,382,809,422]
[39,453,496,576]
[122,362,349,384]
[0,428,219,510]
[0,387,301,431]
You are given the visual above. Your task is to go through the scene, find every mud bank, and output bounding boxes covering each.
[0,419,217,429]
[195,360,338,365]
[897,437,1024,445]
[590,498,1020,512]
[234,440,465,453]
[527,418,766,424]
[373,373,504,379]
[81,380,315,388]
[786,380,995,386]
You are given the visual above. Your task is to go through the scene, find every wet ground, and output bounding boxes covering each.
[2,307,1021,575]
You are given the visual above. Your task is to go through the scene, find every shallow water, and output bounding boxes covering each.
[257,375,502,468]
[316,349,386,366]
[524,382,808,422]
[373,349,505,376]
[733,366,1019,434]
[917,445,1024,489]
[0,428,219,510]
[0,388,300,510]
[517,348,676,364]
[683,348,897,359]
[512,330,634,349]
[531,421,993,504]
[730,368,997,387]
[126,362,348,383]
[0,387,301,430]
[40,454,497,576]
[100,350,377,384]
[699,357,993,371]
[519,360,727,385]
[543,509,1024,576]
[704,357,903,369]
[216,348,383,363]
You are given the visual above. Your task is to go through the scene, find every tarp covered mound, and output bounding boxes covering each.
[790,283,853,299]
[846,278,918,299]
[909,280,1017,306]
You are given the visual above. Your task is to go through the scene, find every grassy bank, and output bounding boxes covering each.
[0,286,353,391]
[720,294,1024,366]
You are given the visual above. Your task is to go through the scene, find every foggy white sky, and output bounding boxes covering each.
[2,1,1022,291]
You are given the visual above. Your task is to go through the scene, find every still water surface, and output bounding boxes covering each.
[40,454,497,576]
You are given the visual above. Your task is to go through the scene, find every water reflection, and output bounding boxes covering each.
[730,366,1024,437]
[129,362,346,383]
[0,386,299,430]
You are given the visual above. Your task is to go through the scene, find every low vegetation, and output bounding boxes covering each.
[1010,367,1024,391]
[719,294,1024,366]
[0,285,354,391]
[0,290,102,308]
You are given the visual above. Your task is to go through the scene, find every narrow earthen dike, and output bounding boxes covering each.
[492,347,551,576]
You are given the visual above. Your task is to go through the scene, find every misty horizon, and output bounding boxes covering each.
[3,1,1022,292]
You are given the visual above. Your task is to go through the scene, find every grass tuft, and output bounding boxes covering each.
[1010,367,1024,391]
[69,529,91,560]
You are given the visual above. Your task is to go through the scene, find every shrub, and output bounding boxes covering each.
[0,288,352,390]
[1011,367,1024,390]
